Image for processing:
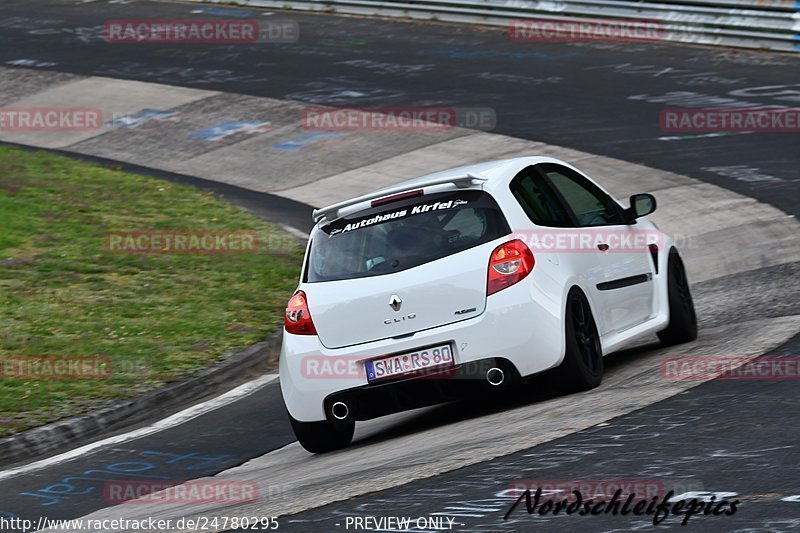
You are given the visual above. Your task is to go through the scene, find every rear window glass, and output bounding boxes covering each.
[306,190,510,282]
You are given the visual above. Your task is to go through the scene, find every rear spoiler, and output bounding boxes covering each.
[312,173,488,223]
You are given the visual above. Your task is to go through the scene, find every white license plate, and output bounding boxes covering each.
[365,344,454,382]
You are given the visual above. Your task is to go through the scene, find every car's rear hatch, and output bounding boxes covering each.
[303,189,511,349]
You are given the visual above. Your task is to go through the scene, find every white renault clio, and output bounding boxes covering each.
[280,157,696,453]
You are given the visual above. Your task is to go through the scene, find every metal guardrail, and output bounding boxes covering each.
[189,0,800,52]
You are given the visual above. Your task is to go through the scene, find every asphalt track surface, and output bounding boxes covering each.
[280,336,800,533]
[0,1,799,532]
[0,381,296,527]
[0,381,294,519]
[0,0,798,215]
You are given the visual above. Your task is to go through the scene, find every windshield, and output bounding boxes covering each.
[306,190,511,282]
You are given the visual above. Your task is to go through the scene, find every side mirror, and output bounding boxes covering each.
[629,193,656,220]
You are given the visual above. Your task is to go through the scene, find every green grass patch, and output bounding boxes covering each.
[0,146,304,437]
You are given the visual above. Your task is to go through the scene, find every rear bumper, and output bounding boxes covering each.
[279,280,565,422]
[324,357,518,421]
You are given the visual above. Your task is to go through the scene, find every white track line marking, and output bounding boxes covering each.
[279,223,309,240]
[0,373,279,481]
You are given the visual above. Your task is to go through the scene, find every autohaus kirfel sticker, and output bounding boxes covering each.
[328,199,469,237]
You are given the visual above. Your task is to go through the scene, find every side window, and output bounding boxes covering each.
[509,168,573,227]
[542,164,624,226]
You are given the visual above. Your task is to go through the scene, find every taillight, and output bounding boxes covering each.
[487,239,535,295]
[285,291,317,335]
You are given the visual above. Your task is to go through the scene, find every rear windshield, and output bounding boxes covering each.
[306,190,510,282]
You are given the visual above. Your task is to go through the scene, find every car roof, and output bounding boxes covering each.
[371,156,560,195]
[312,155,566,223]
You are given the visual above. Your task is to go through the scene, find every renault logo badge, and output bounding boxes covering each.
[389,294,402,312]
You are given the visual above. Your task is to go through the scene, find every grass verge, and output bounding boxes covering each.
[0,146,303,437]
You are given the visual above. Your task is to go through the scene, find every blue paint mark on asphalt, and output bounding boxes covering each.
[271,132,344,152]
[190,121,272,141]
[140,451,235,470]
[108,108,179,129]
[16,451,234,507]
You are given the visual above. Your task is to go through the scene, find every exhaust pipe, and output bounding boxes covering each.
[486,367,505,386]
[331,401,349,420]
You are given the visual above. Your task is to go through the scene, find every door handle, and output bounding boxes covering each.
[597,243,610,251]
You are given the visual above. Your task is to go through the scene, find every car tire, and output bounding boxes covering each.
[657,250,698,346]
[553,288,604,393]
[288,414,355,454]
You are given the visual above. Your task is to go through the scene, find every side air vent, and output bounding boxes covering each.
[648,244,659,275]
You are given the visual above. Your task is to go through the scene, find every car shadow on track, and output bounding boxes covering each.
[348,340,662,448]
